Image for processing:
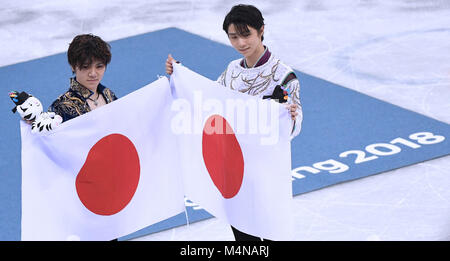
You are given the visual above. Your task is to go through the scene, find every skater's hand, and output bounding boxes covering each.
[165,54,178,75]
[286,103,298,120]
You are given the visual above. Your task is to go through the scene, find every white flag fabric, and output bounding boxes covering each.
[20,77,185,241]
[170,63,294,240]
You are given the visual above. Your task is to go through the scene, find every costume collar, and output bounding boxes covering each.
[241,46,271,68]
[69,77,105,99]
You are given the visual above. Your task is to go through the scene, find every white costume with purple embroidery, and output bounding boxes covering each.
[217,49,303,138]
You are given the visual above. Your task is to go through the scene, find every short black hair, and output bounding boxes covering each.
[67,34,111,71]
[223,4,265,41]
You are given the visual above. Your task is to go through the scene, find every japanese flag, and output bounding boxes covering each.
[20,77,185,241]
[170,63,294,240]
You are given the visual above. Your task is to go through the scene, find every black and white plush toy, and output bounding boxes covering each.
[9,91,62,133]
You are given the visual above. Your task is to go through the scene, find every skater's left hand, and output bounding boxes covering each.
[286,103,298,120]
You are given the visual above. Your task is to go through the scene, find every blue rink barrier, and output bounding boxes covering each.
[0,28,449,241]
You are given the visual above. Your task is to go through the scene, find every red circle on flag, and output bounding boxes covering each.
[202,115,244,199]
[76,134,140,216]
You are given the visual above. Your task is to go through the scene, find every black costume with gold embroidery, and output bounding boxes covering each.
[48,78,117,123]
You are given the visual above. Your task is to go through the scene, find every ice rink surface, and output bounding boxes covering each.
[1,0,449,240]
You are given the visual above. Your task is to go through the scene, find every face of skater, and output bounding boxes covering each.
[71,59,106,92]
[223,5,266,68]
[227,23,265,68]
[67,34,111,92]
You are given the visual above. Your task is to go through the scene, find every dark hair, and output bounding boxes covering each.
[223,4,265,41]
[67,34,111,71]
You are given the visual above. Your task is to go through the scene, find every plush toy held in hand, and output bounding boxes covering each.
[9,91,63,133]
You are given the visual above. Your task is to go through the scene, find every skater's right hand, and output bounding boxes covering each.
[165,54,177,75]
